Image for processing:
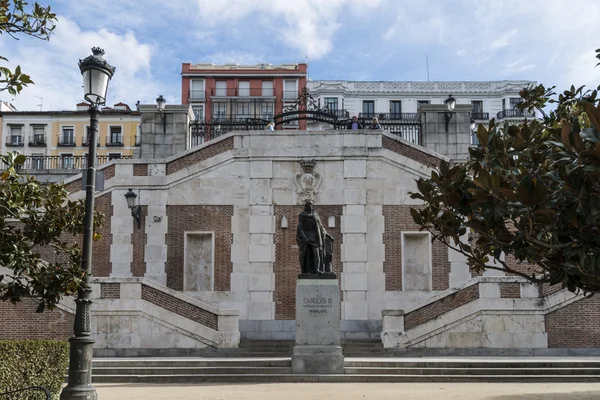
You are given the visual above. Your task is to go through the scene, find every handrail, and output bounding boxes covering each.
[0,386,51,400]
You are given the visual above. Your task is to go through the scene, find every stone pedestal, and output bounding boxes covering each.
[292,278,344,374]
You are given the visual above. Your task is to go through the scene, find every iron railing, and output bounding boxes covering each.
[57,134,76,146]
[359,112,419,121]
[28,135,47,147]
[1,155,133,171]
[189,89,206,100]
[0,385,51,400]
[4,136,24,147]
[496,109,536,119]
[470,112,490,120]
[210,88,276,97]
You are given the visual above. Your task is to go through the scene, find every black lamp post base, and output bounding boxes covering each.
[60,336,97,400]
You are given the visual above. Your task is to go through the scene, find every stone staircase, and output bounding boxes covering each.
[91,356,600,383]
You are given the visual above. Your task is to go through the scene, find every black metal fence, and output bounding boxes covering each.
[496,109,536,119]
[1,155,132,170]
[0,385,50,400]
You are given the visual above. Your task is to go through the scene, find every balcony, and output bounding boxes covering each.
[496,109,536,120]
[470,112,490,120]
[327,110,350,119]
[210,88,276,97]
[82,138,100,147]
[5,135,24,147]
[189,90,206,101]
[106,139,124,147]
[28,135,46,147]
[6,155,134,171]
[57,135,76,147]
[358,112,419,121]
[283,90,298,101]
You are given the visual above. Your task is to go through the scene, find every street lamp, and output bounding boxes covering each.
[61,47,115,400]
[444,94,456,133]
[156,95,166,134]
[125,188,141,229]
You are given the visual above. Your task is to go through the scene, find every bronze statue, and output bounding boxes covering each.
[296,200,334,275]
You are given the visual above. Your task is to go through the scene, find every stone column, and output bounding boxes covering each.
[419,104,472,162]
[136,104,193,159]
[143,189,168,285]
[247,160,276,320]
[110,188,133,277]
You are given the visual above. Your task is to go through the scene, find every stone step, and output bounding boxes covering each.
[344,367,600,375]
[344,360,600,368]
[91,374,600,384]
[93,367,292,375]
[93,359,291,368]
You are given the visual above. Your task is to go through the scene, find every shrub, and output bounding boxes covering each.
[0,340,69,400]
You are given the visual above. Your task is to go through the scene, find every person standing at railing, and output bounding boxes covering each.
[369,117,382,130]
[347,115,363,130]
[265,122,275,131]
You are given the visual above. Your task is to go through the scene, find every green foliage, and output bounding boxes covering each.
[410,73,600,293]
[0,340,69,399]
[0,152,103,310]
[0,0,57,95]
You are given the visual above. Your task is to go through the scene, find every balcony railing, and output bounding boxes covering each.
[28,135,46,147]
[359,112,419,121]
[82,137,100,146]
[58,135,76,146]
[106,138,124,147]
[283,90,299,100]
[4,155,133,171]
[189,89,206,100]
[470,112,490,120]
[496,109,536,119]
[5,135,24,147]
[210,88,276,97]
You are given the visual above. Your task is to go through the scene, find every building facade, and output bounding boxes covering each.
[181,62,308,141]
[0,102,140,169]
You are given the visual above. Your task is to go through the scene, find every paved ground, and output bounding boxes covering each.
[95,383,600,400]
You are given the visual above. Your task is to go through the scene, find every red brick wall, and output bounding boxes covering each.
[274,205,343,320]
[131,206,147,277]
[141,284,218,330]
[382,205,450,291]
[500,282,521,298]
[0,300,73,340]
[546,296,600,348]
[133,164,148,176]
[404,284,479,330]
[64,178,82,194]
[382,135,441,169]
[100,283,120,299]
[166,136,234,175]
[103,164,115,180]
[92,193,113,277]
[166,205,233,291]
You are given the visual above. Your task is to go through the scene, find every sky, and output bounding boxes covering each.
[1,0,599,111]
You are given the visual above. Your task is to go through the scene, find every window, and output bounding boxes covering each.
[390,100,402,118]
[192,105,204,120]
[32,153,44,169]
[417,100,430,110]
[213,102,226,119]
[238,81,250,97]
[262,81,273,97]
[324,97,338,111]
[502,98,506,110]
[61,127,74,145]
[108,153,122,160]
[261,102,274,119]
[9,126,22,145]
[236,102,250,119]
[190,79,205,100]
[109,126,122,145]
[362,100,375,118]
[32,126,45,145]
[472,100,483,114]
[283,80,297,100]
[510,97,521,109]
[61,154,74,169]
[215,81,227,96]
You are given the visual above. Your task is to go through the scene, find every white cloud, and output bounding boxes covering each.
[0,18,160,111]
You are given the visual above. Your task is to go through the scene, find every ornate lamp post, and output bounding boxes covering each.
[156,95,166,133]
[444,94,456,133]
[61,47,115,400]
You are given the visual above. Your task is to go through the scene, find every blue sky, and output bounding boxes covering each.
[1,0,599,111]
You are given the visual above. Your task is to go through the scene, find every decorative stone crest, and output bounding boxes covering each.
[295,159,321,203]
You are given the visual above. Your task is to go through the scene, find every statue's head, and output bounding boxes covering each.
[304,200,314,214]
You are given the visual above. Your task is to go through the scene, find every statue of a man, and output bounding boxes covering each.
[296,200,333,275]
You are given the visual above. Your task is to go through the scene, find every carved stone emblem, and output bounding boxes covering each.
[295,159,321,203]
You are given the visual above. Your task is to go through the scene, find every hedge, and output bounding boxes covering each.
[0,340,69,400]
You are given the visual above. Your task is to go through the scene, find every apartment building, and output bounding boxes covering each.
[0,102,140,169]
[181,62,308,136]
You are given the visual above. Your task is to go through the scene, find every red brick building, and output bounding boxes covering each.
[181,62,308,132]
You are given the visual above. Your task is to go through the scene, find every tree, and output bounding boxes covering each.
[410,50,600,294]
[0,0,57,95]
[0,153,102,312]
